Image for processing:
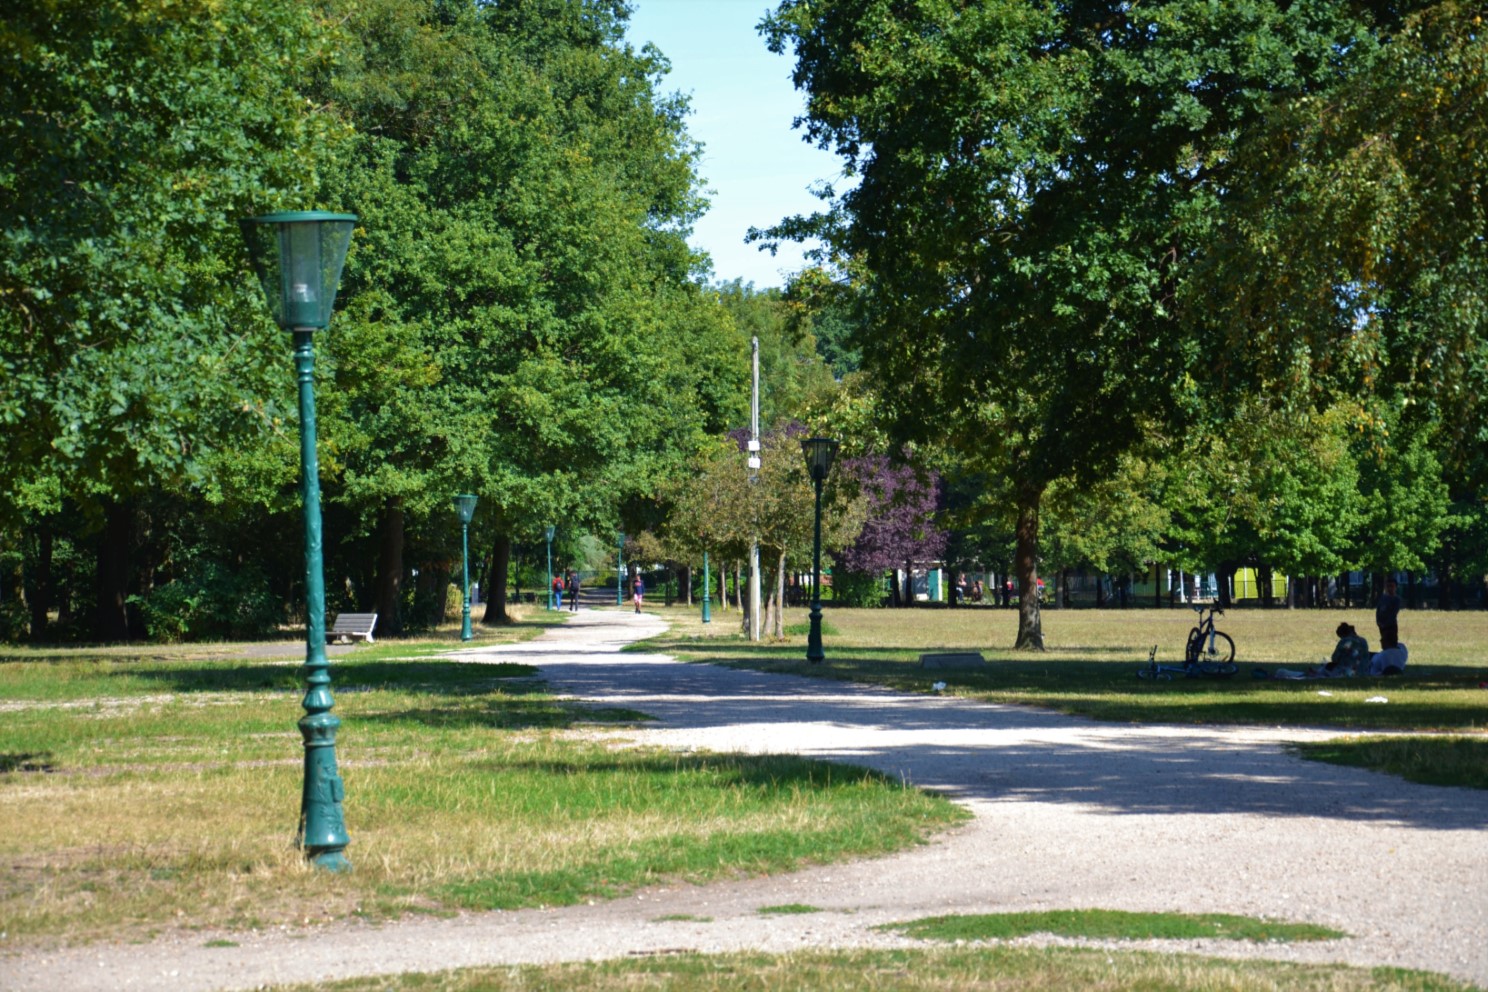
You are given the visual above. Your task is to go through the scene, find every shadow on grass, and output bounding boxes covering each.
[645,639,1487,734]
[121,659,541,695]
[359,698,651,732]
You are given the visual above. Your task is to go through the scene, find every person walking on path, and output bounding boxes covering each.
[1377,576,1402,648]
[566,571,580,611]
[632,574,645,613]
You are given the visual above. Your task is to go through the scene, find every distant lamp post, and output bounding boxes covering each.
[455,495,478,640]
[801,437,840,664]
[617,532,625,605]
[545,526,556,611]
[241,210,356,871]
[701,551,712,624]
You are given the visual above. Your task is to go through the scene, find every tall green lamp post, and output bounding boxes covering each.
[455,494,477,640]
[616,532,625,605]
[701,551,712,624]
[545,526,556,610]
[241,210,357,870]
[801,437,840,664]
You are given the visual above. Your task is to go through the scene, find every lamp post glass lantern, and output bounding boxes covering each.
[455,495,478,640]
[241,210,357,871]
[801,438,840,663]
[545,526,556,610]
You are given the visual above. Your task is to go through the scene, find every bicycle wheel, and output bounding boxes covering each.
[1184,628,1204,664]
[1195,630,1236,665]
[1191,660,1239,678]
[1137,666,1173,681]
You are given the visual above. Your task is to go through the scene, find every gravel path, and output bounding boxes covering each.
[7,607,1486,991]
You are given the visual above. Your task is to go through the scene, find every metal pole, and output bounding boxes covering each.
[460,520,472,640]
[617,533,624,605]
[702,551,712,624]
[546,537,553,611]
[292,329,349,871]
[807,474,825,663]
[749,336,761,642]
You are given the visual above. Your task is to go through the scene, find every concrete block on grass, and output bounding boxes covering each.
[918,652,987,670]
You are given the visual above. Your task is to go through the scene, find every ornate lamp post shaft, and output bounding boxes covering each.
[807,473,825,663]
[617,533,625,605]
[454,494,477,641]
[801,437,839,665]
[460,520,473,640]
[294,330,350,870]
[702,551,712,624]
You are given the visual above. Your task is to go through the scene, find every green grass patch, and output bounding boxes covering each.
[757,903,823,915]
[879,909,1344,943]
[0,631,964,945]
[652,914,712,923]
[1293,735,1488,790]
[273,946,1479,992]
[783,620,839,637]
[203,939,239,948]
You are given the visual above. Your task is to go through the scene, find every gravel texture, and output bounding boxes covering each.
[6,606,1486,991]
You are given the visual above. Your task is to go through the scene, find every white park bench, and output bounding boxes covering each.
[327,612,378,644]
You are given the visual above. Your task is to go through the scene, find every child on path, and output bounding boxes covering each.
[632,574,645,613]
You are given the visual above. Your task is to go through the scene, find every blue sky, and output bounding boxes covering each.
[625,0,841,289]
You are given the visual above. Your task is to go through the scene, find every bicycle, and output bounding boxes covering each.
[1137,630,1240,681]
[1137,645,1191,680]
[1184,604,1237,674]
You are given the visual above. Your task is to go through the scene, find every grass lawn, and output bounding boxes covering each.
[273,946,1479,992]
[0,606,962,945]
[637,602,1488,729]
[635,601,1488,787]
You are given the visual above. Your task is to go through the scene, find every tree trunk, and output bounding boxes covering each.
[373,497,405,636]
[774,550,787,638]
[903,560,914,607]
[29,520,52,643]
[1013,485,1045,650]
[680,564,692,606]
[92,499,133,642]
[483,533,513,625]
[1259,565,1275,608]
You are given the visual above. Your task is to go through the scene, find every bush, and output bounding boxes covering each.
[130,562,282,642]
[832,569,890,608]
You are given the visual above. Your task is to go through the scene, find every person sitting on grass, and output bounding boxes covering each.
[1320,622,1371,676]
[1367,642,1409,676]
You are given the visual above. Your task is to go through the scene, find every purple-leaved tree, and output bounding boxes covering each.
[837,454,947,606]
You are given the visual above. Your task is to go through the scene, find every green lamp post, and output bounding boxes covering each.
[545,525,556,611]
[701,550,712,624]
[801,437,840,664]
[617,532,625,605]
[455,494,477,640]
[241,210,356,871]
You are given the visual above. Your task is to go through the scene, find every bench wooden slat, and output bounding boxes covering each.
[327,612,377,644]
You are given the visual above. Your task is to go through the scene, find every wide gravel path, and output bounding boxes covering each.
[7,607,1486,991]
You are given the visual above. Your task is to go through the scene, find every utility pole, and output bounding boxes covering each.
[747,336,762,642]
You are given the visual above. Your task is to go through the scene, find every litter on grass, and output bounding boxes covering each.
[1364,696,1389,704]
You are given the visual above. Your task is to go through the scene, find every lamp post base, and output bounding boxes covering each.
[807,600,825,663]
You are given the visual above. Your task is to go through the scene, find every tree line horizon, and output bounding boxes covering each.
[2,0,1484,647]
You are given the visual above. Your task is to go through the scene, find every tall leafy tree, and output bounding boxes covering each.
[0,0,341,638]
[762,0,1387,647]
[314,0,728,628]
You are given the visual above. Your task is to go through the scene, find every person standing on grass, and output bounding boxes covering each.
[632,573,645,613]
[1377,576,1402,649]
